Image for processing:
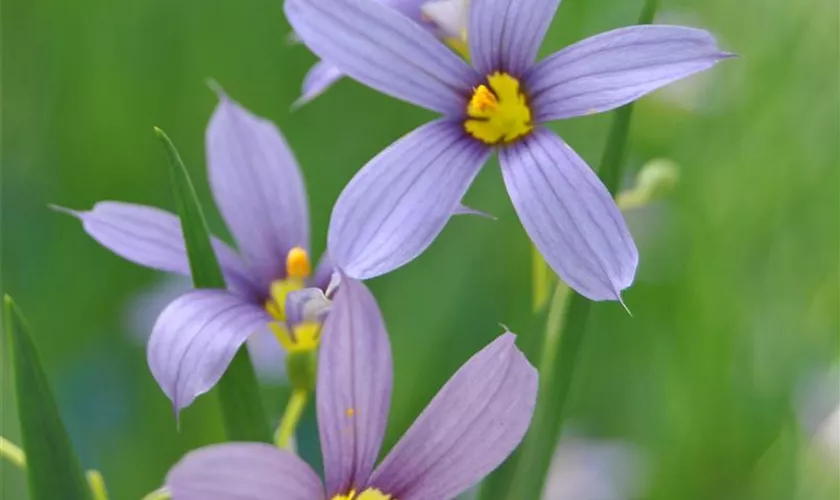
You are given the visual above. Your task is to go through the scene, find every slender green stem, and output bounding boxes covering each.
[503,2,660,497]
[85,471,108,500]
[155,127,270,443]
[0,436,26,468]
[274,390,310,449]
[532,245,553,312]
[503,288,589,499]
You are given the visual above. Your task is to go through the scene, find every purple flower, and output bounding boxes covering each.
[166,276,538,500]
[286,0,731,301]
[56,93,334,413]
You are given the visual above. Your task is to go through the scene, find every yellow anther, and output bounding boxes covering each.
[332,489,392,500]
[468,85,498,113]
[286,247,311,280]
[271,321,321,354]
[465,72,533,144]
[346,408,356,418]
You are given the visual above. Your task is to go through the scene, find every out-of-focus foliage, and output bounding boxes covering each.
[4,297,91,500]
[1,0,837,498]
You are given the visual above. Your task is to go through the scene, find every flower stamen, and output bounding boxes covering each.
[286,246,311,280]
[464,72,533,144]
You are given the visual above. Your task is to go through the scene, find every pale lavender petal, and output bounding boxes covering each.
[147,289,270,414]
[317,276,392,496]
[245,326,287,383]
[166,443,325,500]
[328,119,491,279]
[293,60,345,109]
[526,25,730,121]
[207,93,309,289]
[285,0,478,115]
[499,129,637,301]
[382,0,428,21]
[469,0,561,76]
[53,202,258,297]
[370,333,537,500]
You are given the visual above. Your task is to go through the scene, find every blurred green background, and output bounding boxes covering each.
[2,0,838,498]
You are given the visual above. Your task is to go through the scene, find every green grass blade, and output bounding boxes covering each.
[155,127,225,287]
[3,296,91,500]
[494,2,660,498]
[155,127,270,443]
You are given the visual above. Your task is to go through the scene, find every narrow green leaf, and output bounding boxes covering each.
[155,127,270,443]
[493,2,660,498]
[155,127,225,288]
[3,295,91,500]
[215,351,272,442]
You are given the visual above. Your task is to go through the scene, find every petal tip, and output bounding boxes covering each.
[453,203,497,220]
[206,78,230,101]
[616,293,633,316]
[290,95,311,112]
[49,204,81,218]
[173,404,183,432]
[493,330,519,352]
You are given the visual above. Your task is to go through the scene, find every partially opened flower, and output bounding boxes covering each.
[166,277,538,500]
[286,0,731,301]
[56,92,333,413]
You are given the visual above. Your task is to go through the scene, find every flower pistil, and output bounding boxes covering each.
[265,246,323,353]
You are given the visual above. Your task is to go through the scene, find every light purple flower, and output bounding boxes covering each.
[56,92,334,414]
[165,276,538,500]
[286,0,731,301]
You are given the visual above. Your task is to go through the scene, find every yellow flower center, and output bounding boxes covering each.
[273,321,321,354]
[332,489,393,500]
[264,246,321,353]
[464,72,533,145]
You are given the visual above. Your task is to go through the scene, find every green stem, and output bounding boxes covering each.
[155,127,270,443]
[0,436,109,500]
[503,288,589,499]
[0,436,26,469]
[274,389,310,449]
[503,2,660,497]
[85,471,108,500]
